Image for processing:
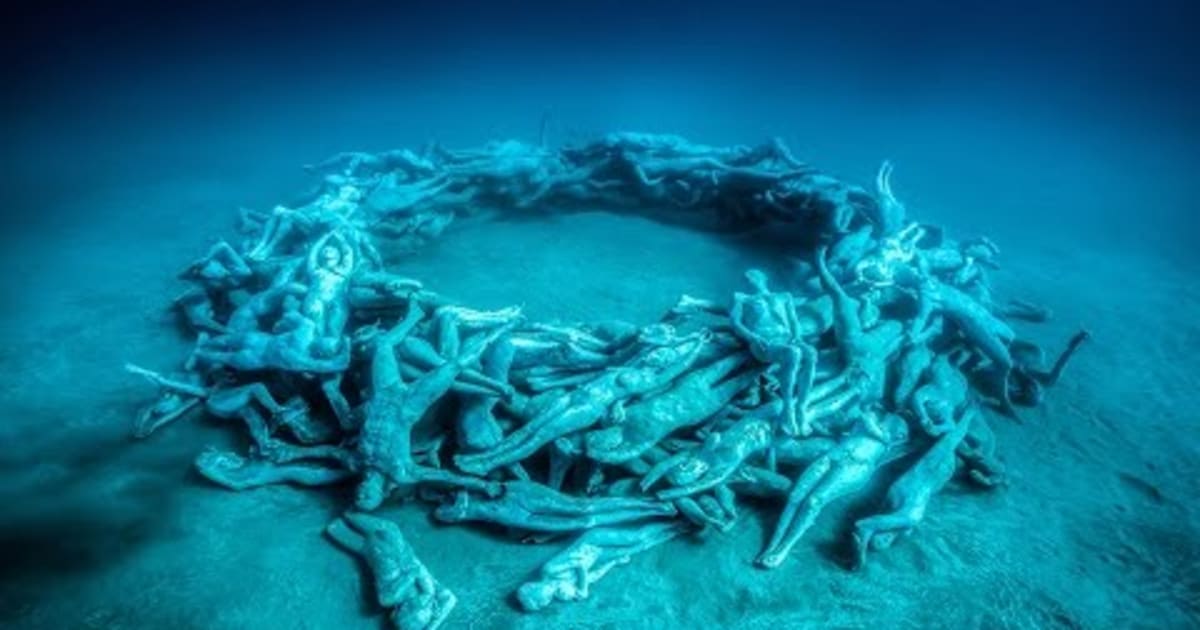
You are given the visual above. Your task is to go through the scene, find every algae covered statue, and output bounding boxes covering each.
[126,129,1087,628]
[327,512,457,630]
[515,520,690,611]
[729,269,819,437]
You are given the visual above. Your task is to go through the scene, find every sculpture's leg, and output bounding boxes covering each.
[324,516,366,554]
[410,465,500,497]
[239,382,288,415]
[455,408,580,476]
[790,343,819,436]
[276,398,339,445]
[321,374,352,432]
[756,456,833,568]
[547,437,577,491]
[236,407,277,455]
[525,370,603,392]
[518,505,673,532]
[764,343,803,436]
[399,363,509,397]
[271,443,357,468]
[402,337,513,397]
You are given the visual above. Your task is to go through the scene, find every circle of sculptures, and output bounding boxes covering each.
[128,131,1089,629]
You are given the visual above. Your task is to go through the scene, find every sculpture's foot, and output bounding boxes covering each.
[754,549,787,570]
[452,454,493,477]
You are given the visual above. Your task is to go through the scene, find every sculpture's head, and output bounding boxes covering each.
[516,581,559,612]
[641,347,679,369]
[637,323,676,347]
[744,268,770,293]
[320,244,342,269]
[194,448,246,479]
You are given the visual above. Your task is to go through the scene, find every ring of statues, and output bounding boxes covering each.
[128,132,1088,629]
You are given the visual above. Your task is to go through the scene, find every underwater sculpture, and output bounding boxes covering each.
[516,520,690,612]
[327,512,457,630]
[851,411,973,567]
[128,131,1089,627]
[433,480,677,532]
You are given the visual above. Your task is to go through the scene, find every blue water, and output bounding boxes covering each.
[1,2,1197,628]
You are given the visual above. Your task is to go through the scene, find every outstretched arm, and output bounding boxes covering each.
[124,363,208,398]
[815,246,862,341]
[1030,330,1090,386]
[307,232,331,274]
[335,232,355,275]
[370,302,426,393]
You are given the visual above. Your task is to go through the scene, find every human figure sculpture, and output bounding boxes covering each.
[641,415,774,499]
[126,363,290,450]
[910,354,972,436]
[515,521,689,611]
[174,289,228,334]
[1008,330,1090,406]
[302,230,356,338]
[181,240,255,291]
[584,353,755,464]
[189,318,350,375]
[326,512,457,630]
[852,411,975,567]
[729,269,818,437]
[756,414,907,569]
[433,480,677,532]
[355,302,510,510]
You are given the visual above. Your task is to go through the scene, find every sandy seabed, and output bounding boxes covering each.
[0,171,1196,630]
